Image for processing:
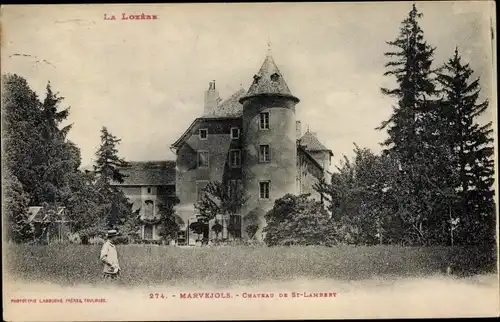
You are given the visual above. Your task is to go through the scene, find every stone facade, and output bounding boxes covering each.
[114,54,333,243]
[171,54,333,242]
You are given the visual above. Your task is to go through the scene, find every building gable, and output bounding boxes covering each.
[171,116,241,150]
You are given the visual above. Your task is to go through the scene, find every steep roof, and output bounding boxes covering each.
[299,130,333,155]
[204,88,245,118]
[114,161,176,186]
[240,54,299,103]
[170,116,240,149]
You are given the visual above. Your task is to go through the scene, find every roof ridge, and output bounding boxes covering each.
[113,161,176,186]
[204,88,244,118]
[220,88,246,104]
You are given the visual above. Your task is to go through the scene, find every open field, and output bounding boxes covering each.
[3,244,498,320]
[3,244,497,286]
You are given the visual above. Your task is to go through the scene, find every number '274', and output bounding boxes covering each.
[149,293,167,299]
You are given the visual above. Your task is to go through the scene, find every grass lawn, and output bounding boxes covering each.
[3,243,496,287]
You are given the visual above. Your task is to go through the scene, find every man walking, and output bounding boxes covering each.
[100,229,121,279]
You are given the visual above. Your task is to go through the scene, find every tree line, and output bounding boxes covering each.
[1,75,179,243]
[2,5,495,248]
[265,5,495,248]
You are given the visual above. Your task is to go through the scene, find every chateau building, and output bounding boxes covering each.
[113,53,333,245]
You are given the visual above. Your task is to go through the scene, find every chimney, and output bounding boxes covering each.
[204,80,219,115]
[296,121,302,139]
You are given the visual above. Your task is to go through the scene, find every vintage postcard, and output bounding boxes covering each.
[1,2,498,321]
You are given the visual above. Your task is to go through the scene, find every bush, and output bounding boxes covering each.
[264,194,335,246]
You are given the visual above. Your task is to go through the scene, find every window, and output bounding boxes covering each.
[147,187,152,194]
[259,181,270,199]
[143,224,154,240]
[231,127,240,139]
[198,151,209,168]
[229,149,241,168]
[259,112,270,130]
[259,145,270,162]
[199,128,208,140]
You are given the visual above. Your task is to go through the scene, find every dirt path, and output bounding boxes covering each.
[4,274,499,320]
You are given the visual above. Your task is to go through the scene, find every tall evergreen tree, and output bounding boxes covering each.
[436,48,495,246]
[94,127,128,185]
[378,4,437,157]
[377,4,446,245]
[93,127,131,229]
[35,82,78,205]
[40,82,71,140]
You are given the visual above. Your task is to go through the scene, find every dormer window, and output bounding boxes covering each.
[270,73,280,81]
[199,128,208,140]
[253,74,261,84]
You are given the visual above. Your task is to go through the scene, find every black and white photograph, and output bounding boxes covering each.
[1,2,498,321]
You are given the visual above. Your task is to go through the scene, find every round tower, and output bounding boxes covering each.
[239,53,300,240]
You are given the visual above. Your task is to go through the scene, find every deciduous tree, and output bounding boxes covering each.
[194,180,248,222]
[2,169,33,242]
[315,145,402,245]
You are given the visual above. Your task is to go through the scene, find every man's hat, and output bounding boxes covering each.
[107,229,120,238]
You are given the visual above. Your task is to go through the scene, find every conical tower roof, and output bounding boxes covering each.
[239,54,299,103]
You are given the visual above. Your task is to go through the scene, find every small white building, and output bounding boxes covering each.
[27,206,73,243]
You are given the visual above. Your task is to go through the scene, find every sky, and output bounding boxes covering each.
[1,2,496,171]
